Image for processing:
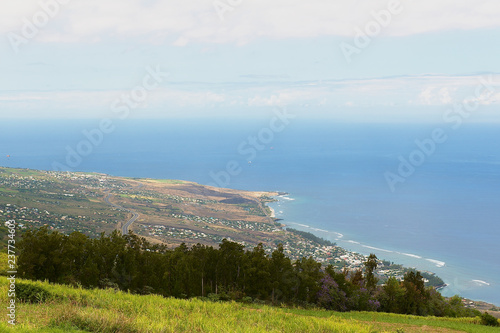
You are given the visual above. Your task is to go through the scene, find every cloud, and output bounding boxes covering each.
[418,86,435,105]
[418,86,455,105]
[2,74,500,119]
[240,74,291,80]
[2,0,500,45]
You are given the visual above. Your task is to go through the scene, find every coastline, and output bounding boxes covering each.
[4,165,499,307]
[266,193,500,307]
[268,206,276,218]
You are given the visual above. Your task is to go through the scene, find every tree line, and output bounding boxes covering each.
[17,226,479,317]
[286,228,335,246]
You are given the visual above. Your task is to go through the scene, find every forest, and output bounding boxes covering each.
[17,226,481,318]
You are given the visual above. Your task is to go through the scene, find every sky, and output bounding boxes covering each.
[1,0,500,121]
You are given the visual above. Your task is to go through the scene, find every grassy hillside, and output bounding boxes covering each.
[1,279,371,333]
[1,279,497,333]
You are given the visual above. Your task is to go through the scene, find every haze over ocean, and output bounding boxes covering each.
[1,118,499,304]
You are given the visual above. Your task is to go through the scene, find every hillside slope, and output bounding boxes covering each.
[1,279,498,333]
[1,279,372,333]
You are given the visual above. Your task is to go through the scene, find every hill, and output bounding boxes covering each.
[1,278,498,332]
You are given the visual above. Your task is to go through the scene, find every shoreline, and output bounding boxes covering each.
[267,194,500,307]
[268,206,276,218]
[5,166,499,307]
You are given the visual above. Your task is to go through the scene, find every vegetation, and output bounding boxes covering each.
[0,251,9,275]
[283,308,500,333]
[0,166,448,284]
[0,223,9,250]
[414,269,446,288]
[0,278,373,332]
[2,167,497,331]
[286,227,336,246]
[15,227,486,320]
[145,179,186,184]
[1,278,498,332]
[481,312,500,327]
[0,167,128,238]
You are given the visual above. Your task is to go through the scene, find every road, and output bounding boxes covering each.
[103,183,143,235]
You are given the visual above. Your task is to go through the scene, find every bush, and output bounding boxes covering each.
[16,282,52,303]
[241,296,253,304]
[480,312,499,326]
[228,290,245,301]
[137,285,155,295]
[98,278,119,291]
[207,293,221,302]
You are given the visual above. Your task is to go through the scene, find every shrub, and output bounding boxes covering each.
[207,293,221,302]
[480,312,500,327]
[241,296,253,304]
[16,282,52,303]
[137,285,155,295]
[99,278,119,291]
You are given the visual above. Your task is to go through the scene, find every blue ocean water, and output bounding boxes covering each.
[1,118,499,304]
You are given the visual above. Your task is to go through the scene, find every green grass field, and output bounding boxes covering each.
[1,278,497,333]
[280,308,499,332]
[143,179,186,184]
[0,169,41,177]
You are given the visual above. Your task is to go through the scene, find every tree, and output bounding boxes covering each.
[294,256,322,304]
[364,253,378,291]
[190,243,211,297]
[18,226,483,320]
[244,243,271,299]
[379,277,404,313]
[402,271,429,315]
[17,226,66,282]
[216,239,245,293]
[61,231,90,285]
[317,274,349,311]
[325,265,350,296]
[270,244,294,303]
[349,269,364,288]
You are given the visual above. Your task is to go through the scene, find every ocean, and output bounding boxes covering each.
[1,118,499,304]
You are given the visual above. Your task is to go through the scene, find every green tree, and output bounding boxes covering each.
[364,253,378,291]
[379,277,404,313]
[216,239,245,293]
[18,226,66,282]
[270,244,294,303]
[349,269,364,288]
[402,271,429,315]
[244,243,271,299]
[190,243,212,297]
[60,231,89,285]
[294,256,322,304]
[325,265,350,296]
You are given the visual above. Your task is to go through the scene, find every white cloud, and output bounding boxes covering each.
[2,0,500,45]
[418,86,456,105]
[418,86,435,105]
[464,90,500,106]
[2,74,500,118]
[438,87,454,104]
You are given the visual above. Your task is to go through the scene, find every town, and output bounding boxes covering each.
[1,167,443,286]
